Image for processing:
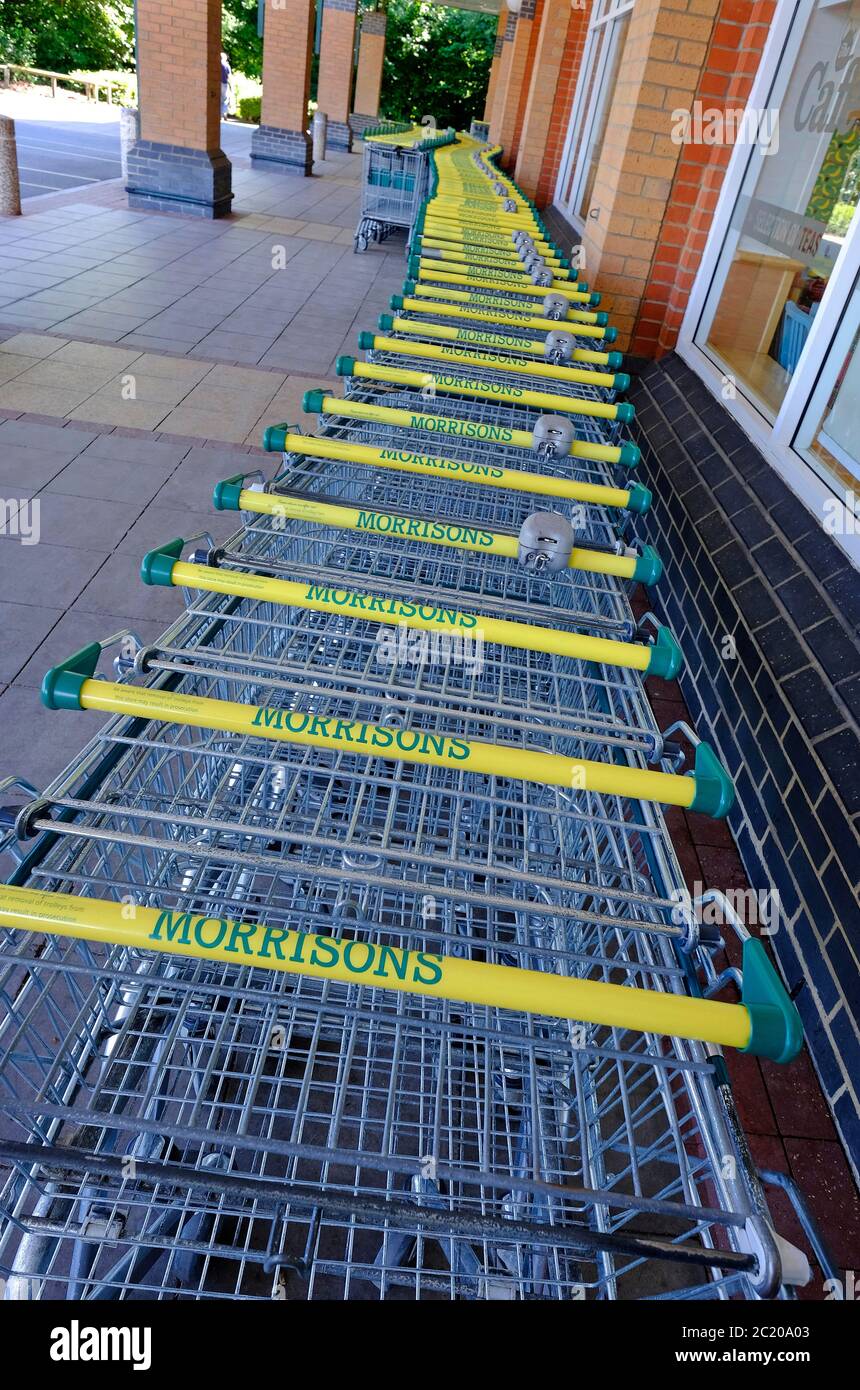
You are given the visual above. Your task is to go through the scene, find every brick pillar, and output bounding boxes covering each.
[317,0,359,151]
[351,10,386,134]
[488,13,516,142]
[128,0,231,218]
[513,0,569,199]
[494,4,538,163]
[483,13,507,124]
[534,0,589,207]
[251,0,316,175]
[579,0,721,347]
[633,0,776,356]
[509,0,544,165]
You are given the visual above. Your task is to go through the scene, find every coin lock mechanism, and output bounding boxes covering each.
[544,330,575,364]
[543,293,569,320]
[532,413,576,458]
[517,512,576,573]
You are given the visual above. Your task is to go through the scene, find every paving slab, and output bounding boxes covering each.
[0,537,109,608]
[0,600,65,685]
[0,683,110,794]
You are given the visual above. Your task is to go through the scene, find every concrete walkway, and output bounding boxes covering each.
[0,151,402,445]
[0,148,404,794]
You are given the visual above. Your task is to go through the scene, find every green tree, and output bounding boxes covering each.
[0,1,134,72]
[222,0,264,80]
[380,1,495,131]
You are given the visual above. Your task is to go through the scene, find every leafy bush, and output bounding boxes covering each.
[222,0,263,81]
[381,1,495,132]
[69,69,137,103]
[237,95,262,124]
[827,201,857,237]
[0,1,133,74]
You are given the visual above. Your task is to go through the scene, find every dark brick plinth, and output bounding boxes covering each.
[324,119,353,152]
[126,142,232,218]
[250,124,312,175]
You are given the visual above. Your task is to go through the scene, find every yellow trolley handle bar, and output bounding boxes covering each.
[0,884,802,1061]
[418,237,567,269]
[42,646,730,817]
[393,296,612,342]
[408,282,601,327]
[414,262,595,304]
[360,332,627,392]
[299,391,641,469]
[335,356,635,426]
[385,316,619,368]
[141,540,679,678]
[258,428,650,513]
[211,481,661,584]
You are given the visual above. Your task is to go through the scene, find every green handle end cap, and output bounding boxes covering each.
[41,642,101,711]
[690,742,736,819]
[616,401,635,424]
[378,313,394,331]
[595,311,608,327]
[590,292,601,306]
[302,388,327,415]
[626,481,651,514]
[407,256,420,277]
[576,281,589,293]
[335,355,355,376]
[618,441,640,468]
[141,537,184,587]
[613,372,631,393]
[390,294,404,310]
[212,474,246,511]
[357,331,375,351]
[403,279,417,294]
[607,351,624,370]
[645,625,683,679]
[741,938,803,1064]
[632,544,662,586]
[261,424,288,453]
[604,327,618,343]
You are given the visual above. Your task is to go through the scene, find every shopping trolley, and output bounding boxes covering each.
[354,131,456,253]
[354,329,629,403]
[0,552,802,1301]
[0,130,817,1304]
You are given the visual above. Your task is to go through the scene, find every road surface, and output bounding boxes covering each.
[0,89,253,200]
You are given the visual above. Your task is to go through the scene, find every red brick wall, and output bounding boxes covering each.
[137,0,221,151]
[496,9,536,157]
[260,0,315,132]
[353,15,386,118]
[534,1,590,207]
[509,0,545,165]
[317,4,358,127]
[631,0,777,355]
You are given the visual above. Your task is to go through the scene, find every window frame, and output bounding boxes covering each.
[678,0,860,567]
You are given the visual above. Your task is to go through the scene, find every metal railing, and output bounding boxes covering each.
[0,62,122,103]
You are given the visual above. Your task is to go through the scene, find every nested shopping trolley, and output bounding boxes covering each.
[355,130,456,253]
[0,457,813,1302]
[0,133,823,1303]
